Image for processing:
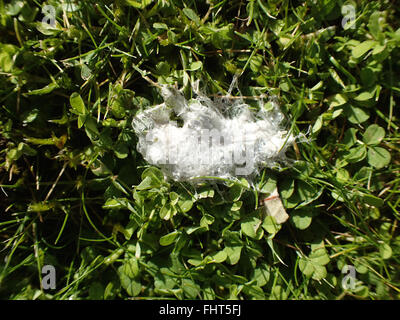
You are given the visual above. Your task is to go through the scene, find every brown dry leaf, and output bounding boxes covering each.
[262,187,289,224]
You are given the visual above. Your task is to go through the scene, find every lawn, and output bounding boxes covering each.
[0,0,399,300]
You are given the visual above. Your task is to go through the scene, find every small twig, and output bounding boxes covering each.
[44,162,67,202]
[201,5,213,25]
[273,238,304,255]
[203,49,251,55]
[378,186,391,197]
[1,187,8,197]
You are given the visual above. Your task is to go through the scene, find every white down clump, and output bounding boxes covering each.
[132,84,294,181]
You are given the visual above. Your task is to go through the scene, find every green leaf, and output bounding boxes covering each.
[169,191,179,205]
[81,63,92,80]
[368,12,383,39]
[7,148,22,162]
[309,249,330,266]
[312,264,327,281]
[242,285,265,299]
[187,257,203,266]
[296,181,315,202]
[182,7,200,25]
[224,246,242,265]
[153,22,168,30]
[121,258,139,278]
[0,43,18,72]
[36,19,60,36]
[28,201,55,212]
[159,230,179,246]
[331,190,345,202]
[102,198,125,210]
[238,178,250,189]
[230,201,242,212]
[354,89,375,102]
[114,142,129,159]
[352,40,376,59]
[296,180,323,207]
[312,115,323,134]
[91,160,112,176]
[141,167,164,182]
[178,197,193,213]
[360,68,377,87]
[185,225,207,235]
[345,106,370,124]
[5,1,24,16]
[360,193,384,208]
[124,220,138,240]
[136,176,155,191]
[261,215,280,234]
[258,174,277,194]
[241,215,263,239]
[136,167,165,190]
[200,214,215,227]
[290,209,313,230]
[228,184,243,201]
[84,116,100,140]
[160,203,175,220]
[367,146,391,169]
[196,187,215,199]
[328,94,348,107]
[208,24,234,49]
[343,128,358,147]
[250,54,263,73]
[299,246,330,281]
[279,178,295,199]
[345,145,367,163]
[189,61,203,71]
[363,124,385,145]
[21,108,39,124]
[252,265,270,287]
[209,250,227,263]
[299,258,314,277]
[18,142,37,156]
[182,279,200,299]
[118,269,141,296]
[125,0,153,9]
[379,243,392,260]
[223,230,242,246]
[88,282,104,300]
[270,284,287,300]
[27,82,58,96]
[336,168,350,183]
[70,92,87,115]
[78,115,86,128]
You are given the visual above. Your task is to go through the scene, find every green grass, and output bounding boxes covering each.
[0,0,399,300]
